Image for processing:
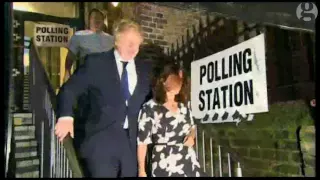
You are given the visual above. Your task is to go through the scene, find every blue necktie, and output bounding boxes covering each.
[121,61,130,102]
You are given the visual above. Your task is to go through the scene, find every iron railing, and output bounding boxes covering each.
[5,2,16,178]
[144,126,243,177]
[29,40,83,178]
[195,127,243,177]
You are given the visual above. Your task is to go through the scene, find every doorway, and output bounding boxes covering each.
[24,21,75,92]
[12,2,84,110]
[9,3,85,177]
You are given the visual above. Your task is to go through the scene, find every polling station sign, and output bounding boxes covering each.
[34,24,71,47]
[191,34,268,124]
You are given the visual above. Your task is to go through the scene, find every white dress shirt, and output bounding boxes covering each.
[58,49,137,130]
[114,50,137,129]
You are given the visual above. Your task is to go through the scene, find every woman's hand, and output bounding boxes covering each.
[183,135,195,147]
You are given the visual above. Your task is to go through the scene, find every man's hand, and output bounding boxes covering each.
[55,118,74,142]
[183,134,195,147]
[138,171,147,177]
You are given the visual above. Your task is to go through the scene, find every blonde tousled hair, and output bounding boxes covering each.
[112,19,144,45]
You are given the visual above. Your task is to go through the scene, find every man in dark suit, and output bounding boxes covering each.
[54,19,152,177]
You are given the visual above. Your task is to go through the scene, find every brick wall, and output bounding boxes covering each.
[82,2,214,61]
[299,126,316,177]
[197,100,314,177]
[136,3,209,49]
[120,2,213,60]
[299,126,315,177]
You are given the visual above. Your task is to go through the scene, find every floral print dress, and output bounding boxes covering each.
[137,99,206,177]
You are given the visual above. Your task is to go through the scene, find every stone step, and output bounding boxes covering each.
[16,156,40,169]
[14,125,35,141]
[15,139,37,148]
[16,171,39,178]
[22,104,30,107]
[22,95,30,98]
[23,93,30,97]
[14,125,35,132]
[15,150,37,159]
[15,167,39,178]
[15,144,38,159]
[22,101,30,105]
[15,142,40,178]
[22,105,31,110]
[22,108,32,112]
[13,113,33,126]
[15,146,37,155]
[14,135,35,141]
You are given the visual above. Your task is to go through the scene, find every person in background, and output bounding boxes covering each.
[137,61,207,177]
[55,19,152,177]
[63,8,114,81]
[62,8,114,176]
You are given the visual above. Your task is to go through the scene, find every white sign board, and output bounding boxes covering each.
[191,34,268,124]
[34,24,71,47]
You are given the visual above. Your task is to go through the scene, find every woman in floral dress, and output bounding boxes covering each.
[137,61,206,177]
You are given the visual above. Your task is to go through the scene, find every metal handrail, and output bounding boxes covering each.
[4,2,15,178]
[29,39,84,178]
[195,127,243,177]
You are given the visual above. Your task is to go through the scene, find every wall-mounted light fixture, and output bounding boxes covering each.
[111,2,119,7]
[13,2,32,12]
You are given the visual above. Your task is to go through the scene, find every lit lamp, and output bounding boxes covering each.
[111,2,119,7]
[13,2,31,12]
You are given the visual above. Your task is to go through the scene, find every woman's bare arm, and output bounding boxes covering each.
[137,144,148,174]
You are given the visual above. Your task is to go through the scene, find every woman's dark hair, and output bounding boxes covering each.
[152,58,190,105]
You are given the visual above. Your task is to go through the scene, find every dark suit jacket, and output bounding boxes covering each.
[57,49,152,158]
